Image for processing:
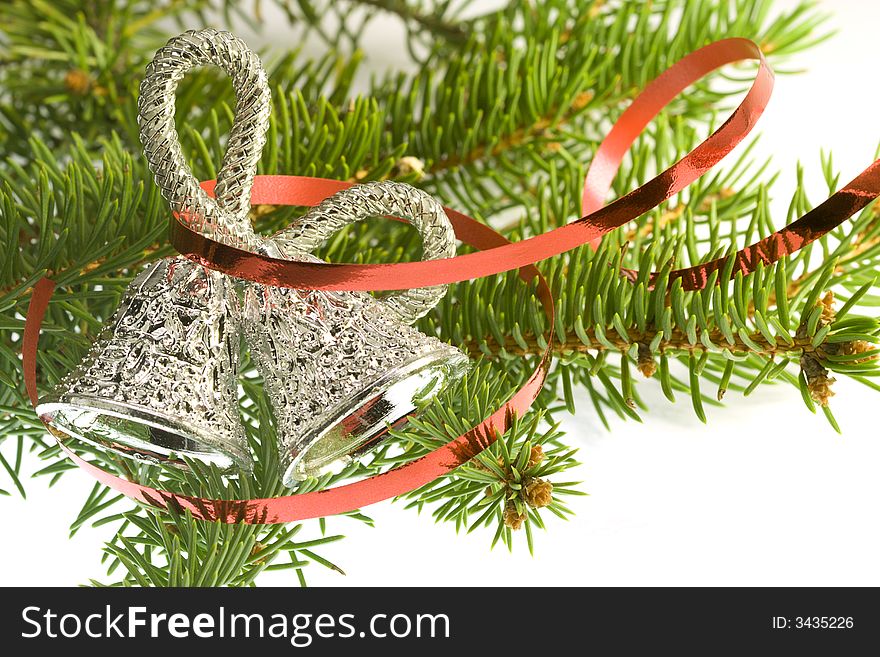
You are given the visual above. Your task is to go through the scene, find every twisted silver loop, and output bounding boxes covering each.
[137,28,270,250]
[271,181,456,324]
[138,31,454,323]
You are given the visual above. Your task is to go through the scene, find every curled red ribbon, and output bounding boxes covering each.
[22,38,880,523]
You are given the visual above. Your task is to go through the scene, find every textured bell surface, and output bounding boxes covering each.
[36,256,252,471]
[242,181,468,486]
[243,278,469,485]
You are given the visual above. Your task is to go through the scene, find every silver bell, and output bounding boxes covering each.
[244,182,469,485]
[36,258,250,470]
[36,29,272,471]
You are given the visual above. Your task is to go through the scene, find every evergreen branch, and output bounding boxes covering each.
[382,366,584,551]
[426,91,595,175]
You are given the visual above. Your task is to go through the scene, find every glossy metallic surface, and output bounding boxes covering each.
[45,30,467,484]
[138,28,270,251]
[35,257,251,470]
[34,29,273,470]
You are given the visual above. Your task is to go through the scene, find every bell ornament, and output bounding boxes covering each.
[36,29,271,471]
[36,257,251,470]
[244,181,469,485]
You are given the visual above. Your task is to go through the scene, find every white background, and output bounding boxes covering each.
[2,0,879,586]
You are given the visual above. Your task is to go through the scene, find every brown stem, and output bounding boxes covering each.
[356,0,468,43]
[0,244,168,299]
[462,325,816,361]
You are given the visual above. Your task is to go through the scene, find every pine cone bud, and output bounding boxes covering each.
[64,69,92,95]
[637,342,657,378]
[571,90,594,110]
[524,477,553,508]
[250,542,267,565]
[527,444,545,468]
[503,501,526,530]
[807,373,836,406]
[801,352,835,406]
[841,340,876,362]
[394,156,426,179]
[819,290,836,324]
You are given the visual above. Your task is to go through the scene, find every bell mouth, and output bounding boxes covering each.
[281,347,469,486]
[35,395,252,472]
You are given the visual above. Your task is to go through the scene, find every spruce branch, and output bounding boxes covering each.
[381,365,584,554]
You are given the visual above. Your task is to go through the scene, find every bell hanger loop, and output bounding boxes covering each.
[137,28,271,251]
[138,29,458,327]
[269,181,458,324]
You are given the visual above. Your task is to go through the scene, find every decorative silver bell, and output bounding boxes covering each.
[36,29,271,471]
[36,258,250,470]
[243,182,469,485]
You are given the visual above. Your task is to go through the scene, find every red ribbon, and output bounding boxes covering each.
[22,38,880,523]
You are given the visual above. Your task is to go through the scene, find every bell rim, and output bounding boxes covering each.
[280,342,469,486]
[36,392,253,473]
